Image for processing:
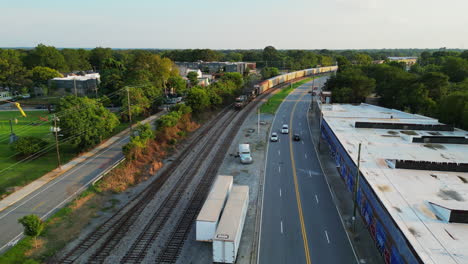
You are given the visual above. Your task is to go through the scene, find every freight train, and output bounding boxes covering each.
[235,66,338,109]
[254,65,338,95]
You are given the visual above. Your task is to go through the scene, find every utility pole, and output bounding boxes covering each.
[353,143,362,232]
[127,87,132,132]
[73,78,77,96]
[9,119,18,144]
[53,114,61,170]
[257,107,260,136]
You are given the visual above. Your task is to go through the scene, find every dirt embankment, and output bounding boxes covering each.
[100,113,199,192]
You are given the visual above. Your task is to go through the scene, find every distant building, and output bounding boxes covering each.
[48,73,100,96]
[197,77,211,87]
[175,61,256,75]
[182,68,202,78]
[319,103,468,264]
[0,91,12,102]
[388,57,418,70]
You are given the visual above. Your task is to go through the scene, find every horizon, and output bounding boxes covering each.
[2,0,467,49]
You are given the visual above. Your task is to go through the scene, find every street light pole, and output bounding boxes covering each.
[127,87,132,132]
[353,143,362,232]
[53,114,61,170]
[257,107,260,137]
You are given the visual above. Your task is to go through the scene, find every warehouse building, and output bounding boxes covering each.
[48,73,100,97]
[175,61,255,74]
[320,103,468,264]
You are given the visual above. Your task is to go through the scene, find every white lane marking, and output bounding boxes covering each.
[279,188,282,197]
[302,141,304,145]
[325,230,330,244]
[315,194,319,204]
[278,150,280,156]
[0,136,129,220]
[281,221,284,234]
[309,170,312,178]
[305,153,308,159]
[278,166,281,173]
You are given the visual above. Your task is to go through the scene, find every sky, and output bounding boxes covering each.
[1,0,467,49]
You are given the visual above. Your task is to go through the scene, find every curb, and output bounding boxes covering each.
[0,112,162,213]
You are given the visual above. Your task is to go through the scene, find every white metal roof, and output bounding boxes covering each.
[196,175,233,222]
[214,185,249,242]
[322,103,468,264]
[52,73,100,81]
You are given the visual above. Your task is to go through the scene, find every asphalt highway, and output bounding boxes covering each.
[258,77,357,264]
[0,114,162,253]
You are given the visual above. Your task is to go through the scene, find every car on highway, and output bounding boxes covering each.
[270,132,278,142]
[293,134,301,141]
[313,86,319,90]
[281,124,289,134]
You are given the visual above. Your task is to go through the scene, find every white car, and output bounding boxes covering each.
[281,124,289,134]
[270,132,278,142]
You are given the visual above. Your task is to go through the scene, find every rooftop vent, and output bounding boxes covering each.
[412,136,468,144]
[429,202,468,224]
[392,159,468,173]
[355,122,453,131]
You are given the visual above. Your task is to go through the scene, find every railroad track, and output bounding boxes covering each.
[154,85,283,264]
[117,110,238,263]
[57,107,233,264]
[57,76,312,264]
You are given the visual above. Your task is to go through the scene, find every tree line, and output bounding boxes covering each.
[325,50,468,130]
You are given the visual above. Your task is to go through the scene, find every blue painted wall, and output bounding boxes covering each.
[321,119,422,264]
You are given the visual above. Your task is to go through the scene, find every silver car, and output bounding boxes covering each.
[270,132,278,142]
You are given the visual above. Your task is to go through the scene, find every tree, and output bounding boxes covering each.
[99,58,126,96]
[438,91,468,129]
[57,96,120,151]
[62,49,91,71]
[89,47,113,70]
[187,71,199,87]
[261,67,280,79]
[167,75,187,94]
[336,55,351,72]
[121,86,152,118]
[461,50,468,60]
[123,122,154,158]
[263,46,280,66]
[325,68,375,103]
[220,72,244,89]
[24,44,68,72]
[0,49,32,92]
[18,214,44,248]
[353,53,372,65]
[10,136,49,157]
[224,52,243,62]
[186,87,210,112]
[31,66,62,86]
[442,57,468,82]
[419,72,449,99]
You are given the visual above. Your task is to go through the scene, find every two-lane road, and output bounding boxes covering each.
[259,77,357,264]
[0,113,161,253]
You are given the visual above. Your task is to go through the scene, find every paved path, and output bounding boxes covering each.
[258,78,357,264]
[0,112,163,253]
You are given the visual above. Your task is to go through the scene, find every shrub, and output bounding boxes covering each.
[10,136,49,157]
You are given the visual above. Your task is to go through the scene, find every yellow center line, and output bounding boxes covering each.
[289,89,312,264]
[32,201,45,211]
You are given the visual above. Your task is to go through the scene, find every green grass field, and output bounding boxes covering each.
[0,111,77,196]
[0,109,140,197]
[260,78,313,114]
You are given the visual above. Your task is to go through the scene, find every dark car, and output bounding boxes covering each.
[293,134,300,141]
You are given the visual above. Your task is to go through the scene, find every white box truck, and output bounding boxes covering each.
[196,175,233,241]
[213,185,249,263]
[238,144,252,164]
